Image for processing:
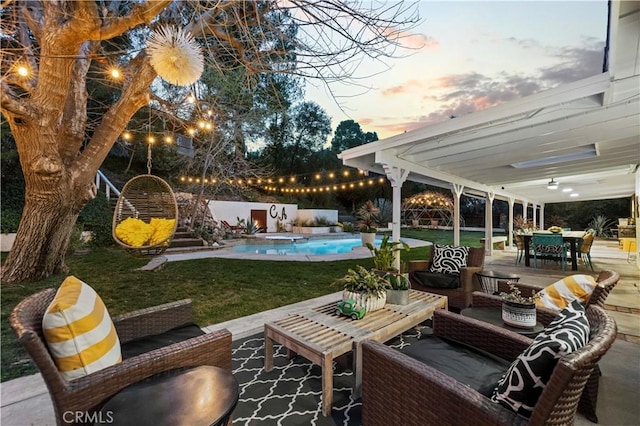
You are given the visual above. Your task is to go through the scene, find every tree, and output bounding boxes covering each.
[331,119,379,153]
[0,1,419,283]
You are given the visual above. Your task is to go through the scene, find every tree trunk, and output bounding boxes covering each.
[1,170,88,284]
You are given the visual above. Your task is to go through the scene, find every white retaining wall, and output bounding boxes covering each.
[296,209,338,224]
[208,201,298,233]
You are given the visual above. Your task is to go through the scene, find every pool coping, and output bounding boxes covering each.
[148,235,432,265]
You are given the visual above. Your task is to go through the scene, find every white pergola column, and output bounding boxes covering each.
[485,190,495,256]
[522,201,529,223]
[532,203,537,229]
[508,197,515,248]
[631,170,640,269]
[382,165,409,271]
[452,183,464,246]
[540,204,545,230]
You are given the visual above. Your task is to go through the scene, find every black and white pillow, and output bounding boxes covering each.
[428,244,469,275]
[491,300,590,417]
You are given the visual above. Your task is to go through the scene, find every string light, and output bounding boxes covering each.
[16,65,29,77]
[177,174,388,195]
[109,67,122,79]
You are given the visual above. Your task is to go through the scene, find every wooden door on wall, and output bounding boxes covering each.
[251,210,267,232]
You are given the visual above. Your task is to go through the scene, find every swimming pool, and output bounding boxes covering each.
[231,237,380,256]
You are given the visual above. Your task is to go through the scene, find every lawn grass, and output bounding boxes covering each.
[1,229,485,382]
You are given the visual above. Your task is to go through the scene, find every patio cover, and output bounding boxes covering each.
[338,1,639,268]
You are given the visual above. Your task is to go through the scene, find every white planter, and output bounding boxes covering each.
[343,290,386,312]
[502,301,536,329]
[1,233,17,252]
[360,232,376,247]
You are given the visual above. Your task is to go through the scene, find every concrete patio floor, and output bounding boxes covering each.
[2,238,638,425]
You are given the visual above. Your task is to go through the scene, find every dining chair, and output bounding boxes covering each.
[580,229,596,271]
[514,233,525,265]
[532,233,567,270]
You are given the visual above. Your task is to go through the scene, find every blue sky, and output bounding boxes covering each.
[305,1,609,140]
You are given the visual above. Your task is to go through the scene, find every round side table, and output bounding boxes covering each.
[461,307,543,337]
[98,365,239,426]
[475,270,521,295]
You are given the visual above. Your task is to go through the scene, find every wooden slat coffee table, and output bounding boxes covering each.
[264,290,447,416]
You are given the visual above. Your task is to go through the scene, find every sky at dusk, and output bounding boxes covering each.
[305,1,609,141]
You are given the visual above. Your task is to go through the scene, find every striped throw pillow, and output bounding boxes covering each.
[535,274,597,311]
[43,276,122,380]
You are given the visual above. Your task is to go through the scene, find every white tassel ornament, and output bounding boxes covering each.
[146,25,204,86]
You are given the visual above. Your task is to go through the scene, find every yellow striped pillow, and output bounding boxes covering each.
[535,274,597,311]
[43,276,122,380]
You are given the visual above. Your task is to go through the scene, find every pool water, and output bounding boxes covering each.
[231,238,380,256]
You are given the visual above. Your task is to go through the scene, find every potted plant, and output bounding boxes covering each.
[335,265,389,312]
[356,200,379,246]
[499,282,539,329]
[366,235,410,273]
[385,272,410,305]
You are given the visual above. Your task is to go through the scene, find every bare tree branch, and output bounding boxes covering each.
[88,0,172,40]
[0,81,30,117]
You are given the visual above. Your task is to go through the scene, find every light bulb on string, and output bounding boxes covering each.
[16,64,29,77]
[109,67,122,79]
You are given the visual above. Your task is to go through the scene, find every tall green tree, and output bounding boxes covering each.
[330,119,379,153]
[261,101,331,175]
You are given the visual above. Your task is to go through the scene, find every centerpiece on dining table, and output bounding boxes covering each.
[499,282,539,329]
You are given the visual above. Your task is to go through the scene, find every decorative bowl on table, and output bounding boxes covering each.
[548,226,562,233]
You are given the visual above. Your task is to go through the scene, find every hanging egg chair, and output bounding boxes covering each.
[112,174,178,256]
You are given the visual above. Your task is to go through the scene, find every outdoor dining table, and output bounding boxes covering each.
[521,230,585,271]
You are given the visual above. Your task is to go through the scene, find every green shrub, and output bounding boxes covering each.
[587,215,616,237]
[314,216,331,226]
[0,210,21,233]
[78,193,115,247]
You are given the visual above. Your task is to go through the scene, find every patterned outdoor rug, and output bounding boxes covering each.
[231,326,428,426]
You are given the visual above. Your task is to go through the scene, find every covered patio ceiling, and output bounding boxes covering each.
[339,1,639,207]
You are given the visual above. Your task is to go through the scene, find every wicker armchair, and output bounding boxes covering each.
[10,289,232,426]
[470,269,620,422]
[362,305,617,426]
[408,246,485,311]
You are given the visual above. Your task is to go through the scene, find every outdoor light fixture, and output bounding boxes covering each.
[547,178,559,189]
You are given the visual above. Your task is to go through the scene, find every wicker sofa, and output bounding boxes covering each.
[408,246,485,311]
[10,289,232,426]
[361,305,617,426]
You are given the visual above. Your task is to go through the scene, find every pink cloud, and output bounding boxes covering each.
[381,79,427,96]
[382,28,440,50]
